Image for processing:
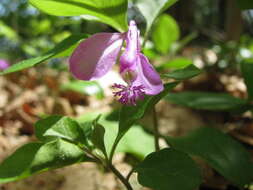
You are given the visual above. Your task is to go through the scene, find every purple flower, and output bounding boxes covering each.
[0,59,9,70]
[69,20,163,105]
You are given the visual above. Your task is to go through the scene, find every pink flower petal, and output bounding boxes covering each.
[0,59,9,70]
[120,20,140,74]
[69,33,124,80]
[133,54,164,95]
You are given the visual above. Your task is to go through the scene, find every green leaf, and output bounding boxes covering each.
[143,48,160,60]
[0,34,87,75]
[136,148,201,190]
[158,57,193,70]
[152,14,180,54]
[30,139,85,172]
[0,139,87,184]
[61,80,104,99]
[166,92,249,111]
[240,59,253,101]
[103,123,155,159]
[0,143,42,183]
[133,0,178,35]
[0,21,19,41]
[35,116,85,144]
[166,127,253,187]
[162,64,202,80]
[116,125,155,159]
[175,32,198,53]
[77,113,155,159]
[29,0,128,32]
[91,123,107,157]
[237,0,253,10]
[109,82,178,160]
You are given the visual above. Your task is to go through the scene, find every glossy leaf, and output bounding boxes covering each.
[136,148,201,190]
[91,123,107,157]
[29,0,128,32]
[61,80,104,99]
[35,115,85,144]
[163,64,202,80]
[240,59,253,101]
[133,0,178,35]
[166,127,253,187]
[0,139,87,184]
[30,139,85,172]
[0,34,87,75]
[166,92,249,111]
[152,14,180,54]
[0,143,42,183]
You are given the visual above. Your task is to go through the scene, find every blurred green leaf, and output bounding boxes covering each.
[61,81,104,99]
[240,59,253,101]
[166,127,253,187]
[143,48,160,60]
[104,123,155,159]
[136,148,201,190]
[29,0,128,32]
[133,0,178,35]
[115,126,154,159]
[159,57,193,70]
[77,113,155,159]
[0,139,87,184]
[35,115,85,144]
[30,19,52,35]
[152,14,180,54]
[166,92,249,111]
[0,34,87,75]
[0,21,18,41]
[237,0,253,9]
[163,64,202,80]
[175,32,198,53]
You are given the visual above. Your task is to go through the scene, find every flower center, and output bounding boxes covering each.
[121,69,137,84]
[112,83,145,105]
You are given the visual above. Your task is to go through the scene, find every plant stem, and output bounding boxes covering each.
[83,147,104,165]
[84,147,133,190]
[109,135,120,163]
[153,107,160,151]
[126,168,135,182]
[108,164,133,190]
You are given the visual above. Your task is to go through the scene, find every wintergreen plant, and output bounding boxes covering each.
[0,0,253,190]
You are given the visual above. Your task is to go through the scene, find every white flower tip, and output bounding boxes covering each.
[129,20,136,26]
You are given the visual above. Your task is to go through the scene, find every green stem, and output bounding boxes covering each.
[142,31,149,49]
[84,147,133,190]
[153,107,160,151]
[126,168,135,182]
[83,147,104,165]
[108,164,133,190]
[109,135,121,163]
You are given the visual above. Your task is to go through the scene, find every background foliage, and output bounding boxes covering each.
[0,0,253,190]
